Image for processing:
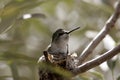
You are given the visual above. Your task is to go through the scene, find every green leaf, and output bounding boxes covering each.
[0,0,45,34]
[90,71,104,80]
[0,75,12,79]
[9,62,19,80]
[117,75,120,80]
[107,57,117,70]
[38,62,72,78]
[0,51,36,61]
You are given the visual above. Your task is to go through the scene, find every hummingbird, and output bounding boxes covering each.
[38,27,80,63]
[38,27,80,64]
[38,27,80,80]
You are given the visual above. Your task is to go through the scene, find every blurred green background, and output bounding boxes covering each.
[0,0,120,80]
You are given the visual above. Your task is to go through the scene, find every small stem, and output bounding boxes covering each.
[111,70,114,80]
[43,51,51,63]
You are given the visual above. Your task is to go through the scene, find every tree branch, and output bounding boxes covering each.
[74,44,120,74]
[38,1,120,79]
[77,1,120,65]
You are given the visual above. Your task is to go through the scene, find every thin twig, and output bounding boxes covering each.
[43,51,50,63]
[74,44,120,74]
[77,1,120,65]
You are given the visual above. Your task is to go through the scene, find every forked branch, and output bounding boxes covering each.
[74,44,120,74]
[78,1,120,65]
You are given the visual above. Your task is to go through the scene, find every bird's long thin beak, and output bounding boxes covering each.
[67,27,80,34]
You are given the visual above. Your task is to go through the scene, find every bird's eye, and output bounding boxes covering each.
[59,33,64,36]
